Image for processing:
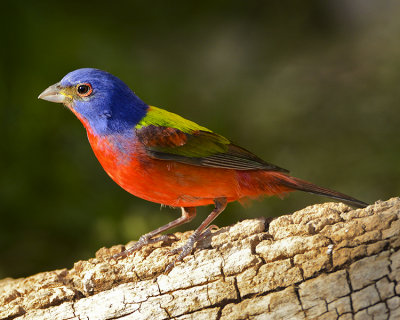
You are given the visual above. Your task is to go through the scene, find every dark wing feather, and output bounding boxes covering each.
[136,125,288,172]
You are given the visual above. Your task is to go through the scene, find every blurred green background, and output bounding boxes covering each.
[1,1,399,278]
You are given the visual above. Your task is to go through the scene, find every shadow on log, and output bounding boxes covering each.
[1,198,400,319]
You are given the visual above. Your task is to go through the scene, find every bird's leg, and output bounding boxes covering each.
[198,224,219,241]
[165,197,227,273]
[112,207,196,260]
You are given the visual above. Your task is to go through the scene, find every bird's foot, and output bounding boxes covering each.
[111,234,177,260]
[164,225,218,273]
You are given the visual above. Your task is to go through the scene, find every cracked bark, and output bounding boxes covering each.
[1,198,400,320]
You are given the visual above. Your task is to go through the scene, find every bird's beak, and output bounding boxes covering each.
[38,82,66,103]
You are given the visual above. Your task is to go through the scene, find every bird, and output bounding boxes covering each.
[38,68,367,272]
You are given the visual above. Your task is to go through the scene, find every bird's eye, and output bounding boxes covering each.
[76,83,93,97]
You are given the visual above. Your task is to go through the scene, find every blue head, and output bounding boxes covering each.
[39,68,148,136]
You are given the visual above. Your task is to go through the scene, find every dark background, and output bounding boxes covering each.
[1,1,399,278]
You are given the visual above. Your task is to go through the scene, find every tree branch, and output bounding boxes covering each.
[1,198,399,319]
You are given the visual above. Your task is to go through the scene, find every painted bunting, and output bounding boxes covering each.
[39,68,367,271]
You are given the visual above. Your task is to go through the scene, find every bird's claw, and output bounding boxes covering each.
[199,224,218,239]
[164,225,218,273]
[111,225,217,273]
[110,233,178,261]
[110,241,142,261]
[167,247,182,256]
[164,233,197,273]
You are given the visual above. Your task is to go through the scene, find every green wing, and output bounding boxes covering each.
[135,106,288,172]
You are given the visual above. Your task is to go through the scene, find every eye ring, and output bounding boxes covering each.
[76,83,93,97]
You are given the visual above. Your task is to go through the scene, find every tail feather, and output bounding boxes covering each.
[274,174,368,208]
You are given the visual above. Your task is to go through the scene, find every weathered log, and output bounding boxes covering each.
[1,198,399,319]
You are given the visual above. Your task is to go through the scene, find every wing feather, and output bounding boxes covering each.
[135,106,287,172]
[136,124,288,172]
